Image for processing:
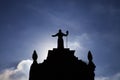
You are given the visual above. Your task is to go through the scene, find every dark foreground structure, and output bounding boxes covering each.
[29,29,96,80]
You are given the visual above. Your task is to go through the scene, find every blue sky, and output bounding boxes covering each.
[0,0,120,80]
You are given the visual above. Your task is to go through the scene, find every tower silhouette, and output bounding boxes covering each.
[29,30,96,80]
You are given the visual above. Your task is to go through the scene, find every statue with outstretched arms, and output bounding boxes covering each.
[52,29,69,49]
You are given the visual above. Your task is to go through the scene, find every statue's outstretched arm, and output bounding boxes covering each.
[63,31,69,36]
[52,33,58,37]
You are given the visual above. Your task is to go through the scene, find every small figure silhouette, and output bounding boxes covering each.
[52,29,69,49]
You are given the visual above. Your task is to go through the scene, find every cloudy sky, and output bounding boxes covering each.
[0,0,120,80]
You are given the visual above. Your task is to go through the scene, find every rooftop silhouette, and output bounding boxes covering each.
[29,29,96,80]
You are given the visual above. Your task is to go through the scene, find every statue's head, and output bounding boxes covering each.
[59,29,62,33]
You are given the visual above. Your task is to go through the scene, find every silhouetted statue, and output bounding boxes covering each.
[29,30,96,80]
[52,29,68,49]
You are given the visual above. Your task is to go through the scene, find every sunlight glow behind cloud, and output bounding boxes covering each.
[0,60,32,80]
[35,39,56,63]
